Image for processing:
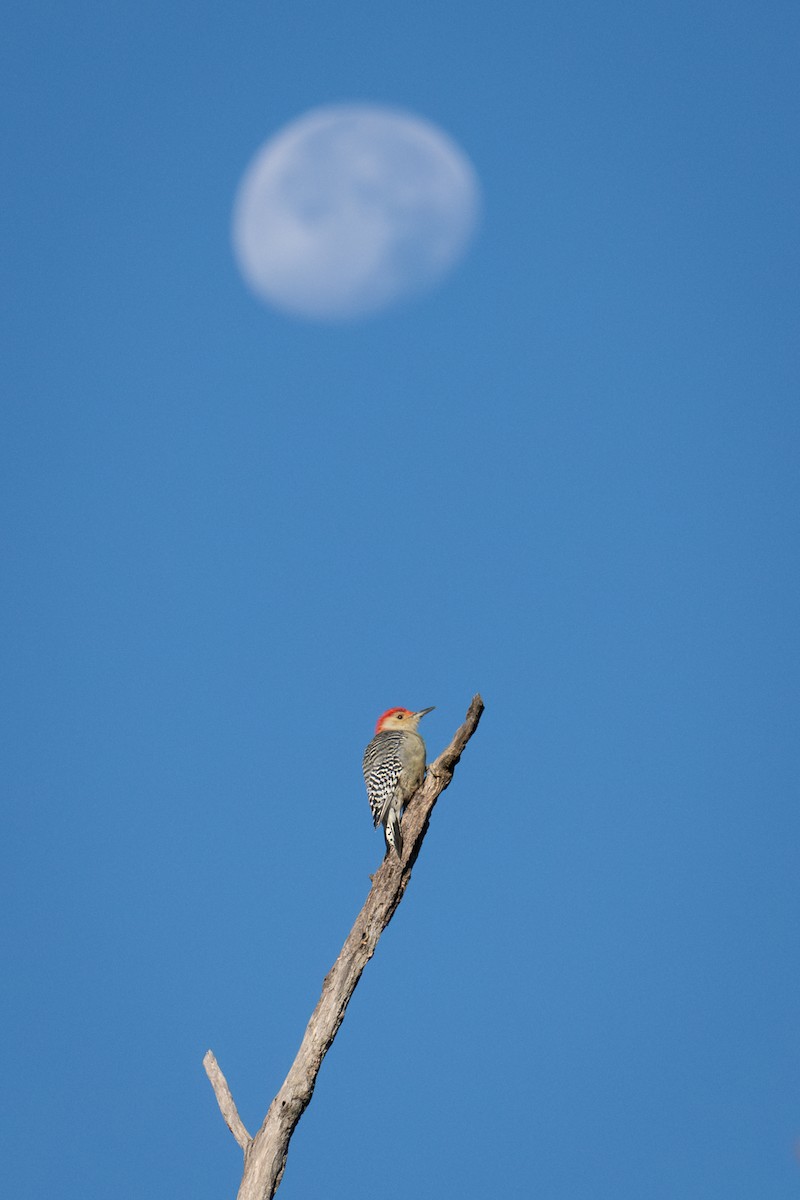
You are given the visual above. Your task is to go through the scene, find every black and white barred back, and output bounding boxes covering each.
[362,730,406,826]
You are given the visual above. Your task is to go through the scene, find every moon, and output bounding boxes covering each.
[232,105,480,321]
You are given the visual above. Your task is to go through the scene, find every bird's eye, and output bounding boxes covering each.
[396,712,404,719]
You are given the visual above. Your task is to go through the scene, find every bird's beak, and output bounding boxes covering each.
[416,707,435,718]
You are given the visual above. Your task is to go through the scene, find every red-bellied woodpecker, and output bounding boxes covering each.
[362,706,435,859]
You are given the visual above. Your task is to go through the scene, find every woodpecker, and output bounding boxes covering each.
[362,706,435,859]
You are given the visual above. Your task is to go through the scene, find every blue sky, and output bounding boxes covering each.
[3,1,799,1197]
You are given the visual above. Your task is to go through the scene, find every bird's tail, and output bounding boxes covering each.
[384,810,403,860]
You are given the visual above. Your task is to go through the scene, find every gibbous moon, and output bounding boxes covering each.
[232,105,480,320]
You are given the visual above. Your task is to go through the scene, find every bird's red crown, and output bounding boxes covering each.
[375,707,413,733]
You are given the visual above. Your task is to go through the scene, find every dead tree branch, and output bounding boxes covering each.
[203,1051,252,1151]
[204,693,484,1200]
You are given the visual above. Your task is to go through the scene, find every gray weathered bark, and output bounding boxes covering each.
[204,694,484,1200]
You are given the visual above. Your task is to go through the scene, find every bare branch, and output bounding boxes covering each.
[206,694,484,1200]
[203,1050,252,1151]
